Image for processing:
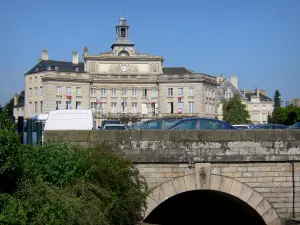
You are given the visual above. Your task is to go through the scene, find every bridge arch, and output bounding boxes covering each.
[144,174,282,225]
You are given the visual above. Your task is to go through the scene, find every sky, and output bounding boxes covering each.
[0,0,299,105]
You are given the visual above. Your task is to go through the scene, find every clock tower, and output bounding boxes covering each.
[111,13,135,56]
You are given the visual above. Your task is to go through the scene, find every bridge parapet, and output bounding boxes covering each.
[44,130,300,163]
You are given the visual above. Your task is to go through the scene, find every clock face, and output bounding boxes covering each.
[121,65,127,72]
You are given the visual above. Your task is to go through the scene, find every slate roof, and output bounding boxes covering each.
[245,92,272,102]
[14,91,25,108]
[25,60,84,75]
[216,79,247,100]
[163,67,194,75]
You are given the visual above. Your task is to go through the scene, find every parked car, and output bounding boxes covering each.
[250,124,288,130]
[100,120,120,129]
[287,122,300,129]
[131,118,180,130]
[163,118,236,130]
[232,124,252,130]
[103,124,127,130]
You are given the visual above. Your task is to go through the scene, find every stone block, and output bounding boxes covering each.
[219,177,233,193]
[143,131,170,141]
[209,174,221,191]
[184,174,197,191]
[255,199,272,216]
[44,130,90,142]
[291,130,300,141]
[255,130,286,141]
[152,186,167,204]
[239,185,254,202]
[90,130,130,142]
[169,130,204,142]
[172,177,187,194]
[161,180,177,198]
[247,191,264,209]
[229,180,244,197]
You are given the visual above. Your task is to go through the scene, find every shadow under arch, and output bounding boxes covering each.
[144,189,266,225]
[144,174,281,225]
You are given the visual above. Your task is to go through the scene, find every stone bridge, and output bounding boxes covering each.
[45,130,300,225]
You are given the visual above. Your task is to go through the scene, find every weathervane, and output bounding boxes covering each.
[121,9,124,18]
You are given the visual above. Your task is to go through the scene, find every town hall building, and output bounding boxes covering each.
[23,15,218,126]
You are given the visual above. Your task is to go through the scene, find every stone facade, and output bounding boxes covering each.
[23,16,218,126]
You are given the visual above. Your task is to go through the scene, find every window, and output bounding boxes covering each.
[56,101,61,110]
[142,120,163,130]
[34,102,38,114]
[66,87,71,95]
[40,87,43,95]
[29,102,32,116]
[188,102,194,113]
[168,88,173,97]
[206,88,208,97]
[152,88,158,97]
[111,102,117,113]
[101,103,106,113]
[212,90,215,98]
[120,28,126,37]
[40,101,43,113]
[35,77,37,82]
[101,88,107,96]
[178,88,183,96]
[91,102,96,109]
[90,88,96,97]
[29,88,32,97]
[174,120,198,130]
[132,103,138,113]
[29,77,32,83]
[225,92,233,99]
[56,86,61,95]
[74,66,79,72]
[142,103,148,114]
[54,66,59,71]
[178,102,183,112]
[189,88,194,97]
[122,88,127,96]
[142,89,147,97]
[111,88,116,97]
[66,101,72,110]
[76,101,81,110]
[34,87,38,96]
[168,102,174,113]
[76,87,81,96]
[132,88,137,97]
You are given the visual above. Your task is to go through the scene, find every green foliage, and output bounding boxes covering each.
[273,90,281,109]
[3,97,14,120]
[0,111,148,225]
[271,105,300,125]
[222,95,251,124]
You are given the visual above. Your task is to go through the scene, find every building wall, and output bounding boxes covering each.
[25,73,44,118]
[247,101,273,124]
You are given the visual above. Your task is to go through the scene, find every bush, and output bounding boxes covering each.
[0,109,148,225]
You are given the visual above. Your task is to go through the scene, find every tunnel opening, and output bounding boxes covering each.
[144,190,266,225]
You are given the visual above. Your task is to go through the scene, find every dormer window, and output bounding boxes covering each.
[36,67,39,72]
[47,66,51,71]
[118,51,129,57]
[74,66,79,72]
[55,66,59,71]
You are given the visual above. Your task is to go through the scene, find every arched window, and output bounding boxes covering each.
[120,28,126,37]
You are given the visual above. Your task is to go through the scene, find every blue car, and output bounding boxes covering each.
[250,124,288,130]
[287,122,300,129]
[163,118,236,130]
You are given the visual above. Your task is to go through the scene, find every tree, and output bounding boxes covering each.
[273,90,281,110]
[0,110,149,225]
[222,95,251,124]
[3,97,14,119]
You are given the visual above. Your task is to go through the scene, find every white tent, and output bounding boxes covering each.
[44,110,93,131]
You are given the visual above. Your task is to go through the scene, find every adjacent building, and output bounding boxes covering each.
[13,91,25,121]
[23,16,218,126]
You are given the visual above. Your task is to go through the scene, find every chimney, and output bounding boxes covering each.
[83,46,88,56]
[14,93,18,106]
[42,50,48,60]
[72,51,78,64]
[255,88,260,96]
[229,76,238,89]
